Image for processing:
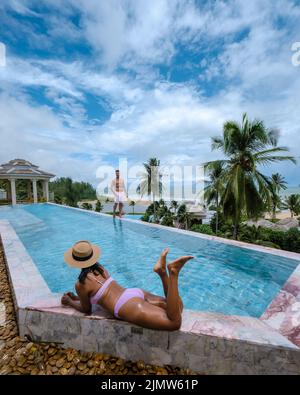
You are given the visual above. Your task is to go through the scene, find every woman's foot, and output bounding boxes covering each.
[167,256,193,275]
[153,248,169,275]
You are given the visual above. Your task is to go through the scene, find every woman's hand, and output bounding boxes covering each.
[66,291,78,300]
[61,293,72,306]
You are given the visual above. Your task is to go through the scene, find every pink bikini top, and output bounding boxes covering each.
[89,276,114,305]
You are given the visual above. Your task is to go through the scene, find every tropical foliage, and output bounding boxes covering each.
[129,200,136,214]
[206,113,296,239]
[282,194,300,218]
[81,202,93,210]
[95,200,103,212]
[269,173,287,219]
[137,158,163,220]
[170,200,179,214]
[204,161,224,233]
[49,177,96,207]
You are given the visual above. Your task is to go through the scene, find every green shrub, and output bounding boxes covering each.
[210,212,227,233]
[237,225,300,253]
[191,224,214,235]
[141,213,150,222]
[54,195,62,204]
[161,214,174,227]
[259,228,286,247]
[95,200,103,212]
[282,228,300,253]
[255,240,281,249]
[208,205,217,211]
[81,202,93,210]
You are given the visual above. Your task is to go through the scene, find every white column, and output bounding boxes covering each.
[32,179,38,203]
[10,179,17,206]
[43,180,49,202]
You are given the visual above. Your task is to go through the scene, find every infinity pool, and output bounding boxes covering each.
[0,204,298,317]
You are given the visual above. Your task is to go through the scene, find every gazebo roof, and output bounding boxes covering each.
[0,159,55,179]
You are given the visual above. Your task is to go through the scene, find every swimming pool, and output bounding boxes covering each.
[124,214,143,220]
[0,203,298,318]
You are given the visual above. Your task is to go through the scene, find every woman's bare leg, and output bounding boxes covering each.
[153,248,169,297]
[153,248,184,312]
[165,256,193,322]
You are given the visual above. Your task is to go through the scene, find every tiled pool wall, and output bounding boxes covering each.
[1,204,300,374]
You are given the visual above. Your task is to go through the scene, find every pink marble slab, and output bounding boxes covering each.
[261,264,300,347]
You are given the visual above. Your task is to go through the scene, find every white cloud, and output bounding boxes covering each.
[0,94,105,183]
[0,0,300,187]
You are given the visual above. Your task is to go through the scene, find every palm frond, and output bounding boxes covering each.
[211,137,224,151]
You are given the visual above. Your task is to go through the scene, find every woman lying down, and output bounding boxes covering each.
[61,240,193,331]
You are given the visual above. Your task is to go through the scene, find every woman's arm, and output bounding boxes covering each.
[66,291,80,301]
[61,283,92,314]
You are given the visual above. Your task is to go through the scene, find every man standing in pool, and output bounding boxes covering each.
[111,169,127,218]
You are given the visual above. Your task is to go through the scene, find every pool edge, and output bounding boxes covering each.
[1,218,300,374]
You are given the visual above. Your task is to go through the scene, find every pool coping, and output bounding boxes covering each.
[1,204,300,374]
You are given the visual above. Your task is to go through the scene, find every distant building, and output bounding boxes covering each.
[0,159,55,205]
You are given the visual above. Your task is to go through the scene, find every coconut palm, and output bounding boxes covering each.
[208,113,296,239]
[170,200,179,214]
[269,173,287,219]
[282,194,300,218]
[204,161,224,233]
[137,158,163,220]
[129,200,136,214]
[271,173,287,192]
[177,204,193,230]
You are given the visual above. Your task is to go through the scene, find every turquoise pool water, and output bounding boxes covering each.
[125,214,142,220]
[0,204,298,317]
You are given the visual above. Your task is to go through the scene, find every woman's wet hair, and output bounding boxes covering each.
[78,262,106,284]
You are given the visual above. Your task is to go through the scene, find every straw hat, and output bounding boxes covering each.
[64,240,101,269]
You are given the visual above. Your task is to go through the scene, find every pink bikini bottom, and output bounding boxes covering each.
[114,288,145,318]
[89,277,144,319]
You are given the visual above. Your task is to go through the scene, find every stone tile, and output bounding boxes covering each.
[261,263,300,348]
[2,213,300,374]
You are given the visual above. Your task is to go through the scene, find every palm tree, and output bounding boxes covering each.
[129,200,136,214]
[137,158,163,220]
[177,204,193,230]
[208,113,296,239]
[95,200,103,212]
[282,194,300,218]
[204,161,224,233]
[65,178,79,207]
[269,173,287,219]
[171,200,179,215]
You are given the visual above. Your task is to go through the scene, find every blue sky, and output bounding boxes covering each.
[0,0,300,187]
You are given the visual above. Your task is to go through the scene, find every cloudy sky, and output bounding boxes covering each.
[0,0,300,187]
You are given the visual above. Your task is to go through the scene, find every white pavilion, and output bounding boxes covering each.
[0,159,55,205]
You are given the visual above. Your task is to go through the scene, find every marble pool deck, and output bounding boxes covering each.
[1,204,300,374]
